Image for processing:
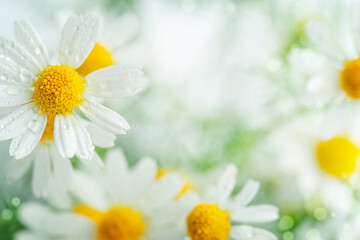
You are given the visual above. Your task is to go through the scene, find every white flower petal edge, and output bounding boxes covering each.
[32,146,52,198]
[9,107,47,159]
[234,179,260,207]
[0,85,33,107]
[0,35,42,76]
[0,103,39,141]
[85,64,145,98]
[59,15,99,68]
[230,225,277,240]
[85,121,116,148]
[50,145,74,191]
[80,100,130,134]
[6,154,33,182]
[232,205,279,223]
[205,163,237,207]
[306,20,346,62]
[14,20,49,69]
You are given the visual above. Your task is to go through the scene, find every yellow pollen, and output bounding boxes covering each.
[40,114,55,144]
[75,204,145,240]
[76,43,114,76]
[156,168,193,199]
[316,137,360,178]
[341,58,360,99]
[34,65,85,115]
[187,203,230,240]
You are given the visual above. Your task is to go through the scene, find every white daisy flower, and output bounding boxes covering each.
[253,112,360,212]
[0,15,144,184]
[168,164,279,240]
[16,149,185,240]
[287,1,360,138]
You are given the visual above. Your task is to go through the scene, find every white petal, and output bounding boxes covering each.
[15,231,46,240]
[0,103,37,140]
[44,213,95,236]
[6,155,33,182]
[205,164,237,206]
[14,20,49,69]
[54,114,76,158]
[9,110,46,159]
[59,15,99,68]
[85,64,145,98]
[104,149,129,201]
[85,121,116,148]
[0,59,33,87]
[80,100,130,134]
[320,104,348,140]
[50,145,74,191]
[0,84,33,107]
[231,205,279,223]
[73,171,107,210]
[230,225,277,240]
[151,172,184,207]
[306,20,346,62]
[71,115,94,161]
[0,36,42,76]
[32,146,52,197]
[129,157,157,197]
[18,202,51,232]
[234,180,260,207]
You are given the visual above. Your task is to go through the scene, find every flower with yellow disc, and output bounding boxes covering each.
[0,15,145,196]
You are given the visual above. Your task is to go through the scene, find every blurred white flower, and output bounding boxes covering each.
[253,112,360,212]
[16,149,186,240]
[168,164,279,240]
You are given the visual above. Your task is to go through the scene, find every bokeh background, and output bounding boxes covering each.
[0,0,357,239]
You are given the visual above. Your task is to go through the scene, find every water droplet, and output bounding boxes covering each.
[62,124,69,130]
[34,47,41,55]
[0,124,4,129]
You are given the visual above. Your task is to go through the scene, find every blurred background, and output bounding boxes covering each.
[0,0,357,239]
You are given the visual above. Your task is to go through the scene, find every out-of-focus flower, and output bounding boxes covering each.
[253,112,360,212]
[0,15,144,195]
[169,164,279,240]
[287,0,360,138]
[15,149,186,240]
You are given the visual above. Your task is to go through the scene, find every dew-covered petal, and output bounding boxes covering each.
[14,20,49,69]
[231,205,279,223]
[0,103,38,140]
[32,146,52,197]
[234,180,260,207]
[85,64,145,98]
[230,225,277,240]
[9,109,46,159]
[0,59,33,87]
[59,15,99,68]
[0,36,42,76]
[6,154,33,182]
[0,84,33,107]
[80,100,130,135]
[71,115,94,162]
[85,121,116,148]
[50,145,74,191]
[54,114,77,159]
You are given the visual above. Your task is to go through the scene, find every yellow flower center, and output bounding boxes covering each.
[341,58,360,99]
[74,204,146,240]
[76,42,114,76]
[156,168,193,199]
[34,65,85,115]
[187,203,230,240]
[316,137,360,178]
[40,114,55,144]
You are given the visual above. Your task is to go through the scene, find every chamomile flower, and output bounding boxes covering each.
[16,149,185,240]
[0,15,144,162]
[254,112,360,212]
[287,1,360,138]
[169,164,279,240]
